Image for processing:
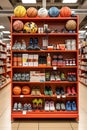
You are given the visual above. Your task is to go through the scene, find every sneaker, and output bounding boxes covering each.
[23,103,28,110]
[55,87,60,95]
[72,73,76,81]
[44,86,49,95]
[71,86,76,95]
[66,101,71,111]
[33,38,40,50]
[67,73,72,82]
[27,38,33,50]
[71,101,77,111]
[45,72,50,81]
[61,102,65,111]
[67,86,72,95]
[21,39,26,50]
[32,98,38,110]
[60,73,66,81]
[13,102,18,111]
[18,102,22,111]
[50,74,55,81]
[60,87,65,95]
[56,102,61,111]
[27,103,32,111]
[38,99,43,110]
[48,87,53,96]
[44,101,50,111]
[31,89,36,95]
[49,101,55,111]
[55,74,61,81]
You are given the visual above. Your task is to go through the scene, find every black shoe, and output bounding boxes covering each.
[33,38,40,50]
[27,38,33,50]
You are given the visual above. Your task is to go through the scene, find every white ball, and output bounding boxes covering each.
[38,8,48,17]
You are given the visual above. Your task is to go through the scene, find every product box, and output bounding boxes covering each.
[28,54,34,66]
[22,54,28,66]
[33,54,38,66]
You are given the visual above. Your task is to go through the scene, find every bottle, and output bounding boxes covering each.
[47,53,51,66]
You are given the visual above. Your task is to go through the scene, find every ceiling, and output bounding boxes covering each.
[0,0,87,40]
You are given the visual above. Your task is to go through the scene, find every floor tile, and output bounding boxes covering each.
[39,127,72,130]
[18,127,38,130]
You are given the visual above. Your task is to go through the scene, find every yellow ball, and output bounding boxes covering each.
[14,5,26,17]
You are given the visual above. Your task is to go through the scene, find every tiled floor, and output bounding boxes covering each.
[0,83,87,130]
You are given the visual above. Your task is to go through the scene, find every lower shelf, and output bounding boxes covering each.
[11,111,78,119]
[0,78,11,89]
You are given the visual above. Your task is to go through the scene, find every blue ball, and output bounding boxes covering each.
[48,7,59,17]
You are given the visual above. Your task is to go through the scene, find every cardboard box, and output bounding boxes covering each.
[22,54,29,66]
[28,54,33,66]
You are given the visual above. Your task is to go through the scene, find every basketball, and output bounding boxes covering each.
[27,7,38,17]
[60,6,71,17]
[13,20,24,31]
[13,86,21,95]
[22,86,30,95]
[14,5,26,17]
[48,7,60,17]
[23,22,38,33]
[38,8,48,17]
[65,20,77,30]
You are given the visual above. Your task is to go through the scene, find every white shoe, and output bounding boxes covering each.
[44,101,50,111]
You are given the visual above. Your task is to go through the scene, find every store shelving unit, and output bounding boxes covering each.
[79,44,87,86]
[0,40,10,89]
[11,16,79,120]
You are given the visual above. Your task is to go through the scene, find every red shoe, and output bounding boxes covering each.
[67,87,72,95]
[72,87,76,95]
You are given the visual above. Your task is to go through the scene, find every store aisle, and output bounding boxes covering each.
[0,83,87,130]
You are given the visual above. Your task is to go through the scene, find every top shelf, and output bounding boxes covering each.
[11,16,78,21]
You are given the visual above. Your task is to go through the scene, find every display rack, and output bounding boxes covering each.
[11,16,79,120]
[0,40,10,89]
[79,43,87,86]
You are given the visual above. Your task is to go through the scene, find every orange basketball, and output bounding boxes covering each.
[27,7,38,17]
[60,7,71,17]
[13,86,21,95]
[13,20,24,31]
[22,86,30,95]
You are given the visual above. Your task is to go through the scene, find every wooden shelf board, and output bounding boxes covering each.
[0,79,11,89]
[79,81,87,86]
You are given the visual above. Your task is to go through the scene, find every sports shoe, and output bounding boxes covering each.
[61,102,65,111]
[72,86,76,95]
[45,72,50,81]
[32,98,38,110]
[49,101,55,111]
[56,87,60,95]
[56,102,60,111]
[72,73,76,81]
[48,87,53,96]
[27,38,33,50]
[44,101,50,111]
[50,74,55,81]
[71,101,77,111]
[23,103,28,110]
[55,74,61,81]
[13,102,18,111]
[67,73,72,82]
[21,39,26,50]
[33,38,40,50]
[67,86,72,95]
[60,87,65,95]
[18,102,22,111]
[27,103,32,111]
[60,73,66,81]
[66,101,71,111]
[38,98,43,110]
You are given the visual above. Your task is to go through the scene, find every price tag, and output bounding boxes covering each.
[22,110,26,115]
[57,95,60,99]
[20,95,24,98]
[62,95,66,98]
[53,66,57,70]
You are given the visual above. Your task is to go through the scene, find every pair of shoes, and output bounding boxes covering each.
[50,74,61,81]
[56,102,65,111]
[44,86,53,96]
[13,102,22,111]
[44,101,55,111]
[67,72,76,82]
[23,103,32,111]
[56,87,65,95]
[67,86,76,95]
[32,98,43,110]
[27,37,40,50]
[31,88,41,96]
[66,101,77,111]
